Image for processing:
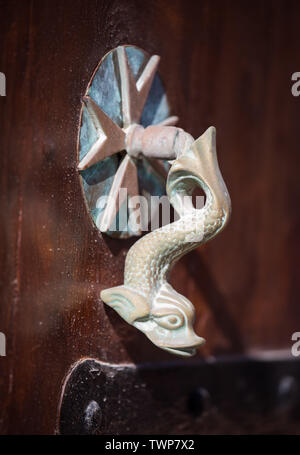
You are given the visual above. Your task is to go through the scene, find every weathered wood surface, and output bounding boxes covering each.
[0,0,300,434]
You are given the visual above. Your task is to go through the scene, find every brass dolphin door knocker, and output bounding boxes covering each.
[78,46,231,357]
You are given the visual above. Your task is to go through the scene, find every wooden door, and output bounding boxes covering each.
[1,0,300,434]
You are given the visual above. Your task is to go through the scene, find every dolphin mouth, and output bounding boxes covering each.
[159,335,206,357]
[145,333,206,357]
[161,346,197,357]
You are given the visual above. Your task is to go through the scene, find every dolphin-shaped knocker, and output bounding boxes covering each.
[78,46,231,356]
[101,126,231,356]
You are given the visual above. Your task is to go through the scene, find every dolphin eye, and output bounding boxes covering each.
[154,314,183,330]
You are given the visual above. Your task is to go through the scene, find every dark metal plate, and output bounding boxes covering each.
[58,356,300,435]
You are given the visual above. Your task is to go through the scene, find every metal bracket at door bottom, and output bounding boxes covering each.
[58,356,300,434]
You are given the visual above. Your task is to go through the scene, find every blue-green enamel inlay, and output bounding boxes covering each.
[88,51,122,126]
[79,46,170,237]
[126,46,145,79]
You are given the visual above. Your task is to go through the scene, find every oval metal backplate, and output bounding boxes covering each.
[78,45,171,238]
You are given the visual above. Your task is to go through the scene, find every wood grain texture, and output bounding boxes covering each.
[0,0,300,434]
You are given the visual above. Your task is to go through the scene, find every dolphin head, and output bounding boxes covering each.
[101,283,204,357]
